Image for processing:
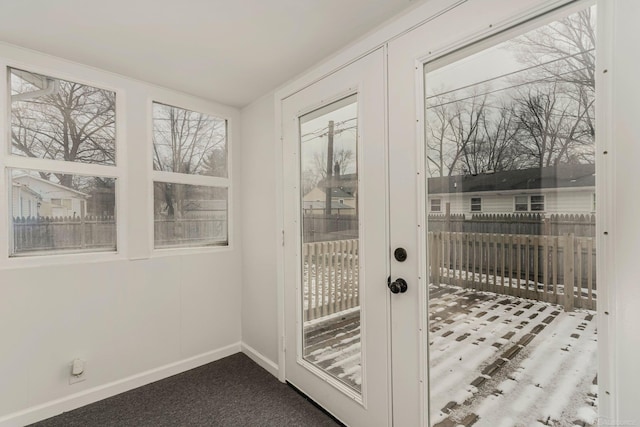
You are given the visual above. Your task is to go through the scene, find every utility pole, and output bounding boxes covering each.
[324,120,334,215]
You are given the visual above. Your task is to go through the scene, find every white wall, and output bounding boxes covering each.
[0,43,243,426]
[239,94,279,369]
[240,0,640,425]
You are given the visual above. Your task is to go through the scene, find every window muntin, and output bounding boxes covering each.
[10,68,116,166]
[152,102,230,249]
[152,102,227,178]
[431,198,442,212]
[10,169,116,256]
[470,197,482,212]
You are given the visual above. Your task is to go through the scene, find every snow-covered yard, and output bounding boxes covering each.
[302,284,597,426]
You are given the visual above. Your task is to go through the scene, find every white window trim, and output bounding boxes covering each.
[149,98,233,254]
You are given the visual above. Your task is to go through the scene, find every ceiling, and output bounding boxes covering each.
[0,0,419,108]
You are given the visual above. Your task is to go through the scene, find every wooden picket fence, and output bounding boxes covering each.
[13,216,116,253]
[302,239,359,321]
[13,216,228,253]
[428,213,596,237]
[301,231,594,324]
[428,231,596,311]
[154,218,227,247]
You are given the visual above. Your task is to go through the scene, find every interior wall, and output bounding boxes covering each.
[0,43,243,426]
[239,94,279,367]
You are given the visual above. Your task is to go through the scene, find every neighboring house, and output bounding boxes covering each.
[303,173,357,215]
[12,175,88,218]
[427,164,596,216]
[11,182,42,218]
[303,187,356,215]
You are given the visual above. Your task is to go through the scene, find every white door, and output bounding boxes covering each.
[282,48,390,426]
[388,1,600,426]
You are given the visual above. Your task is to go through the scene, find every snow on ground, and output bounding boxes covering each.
[302,284,597,427]
[428,284,597,427]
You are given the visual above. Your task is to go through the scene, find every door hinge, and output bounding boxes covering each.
[282,335,286,353]
[282,230,285,246]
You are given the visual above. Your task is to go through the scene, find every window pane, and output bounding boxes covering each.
[152,103,227,177]
[10,68,116,166]
[531,195,545,211]
[153,183,228,248]
[300,94,361,393]
[515,195,528,211]
[431,199,441,212]
[471,197,481,212]
[424,6,597,427]
[10,169,116,255]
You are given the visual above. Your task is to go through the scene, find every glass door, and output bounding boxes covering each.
[388,1,599,426]
[424,6,598,426]
[282,48,390,426]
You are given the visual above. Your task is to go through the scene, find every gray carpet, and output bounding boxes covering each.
[30,353,341,427]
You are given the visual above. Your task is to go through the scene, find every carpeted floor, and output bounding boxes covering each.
[30,353,342,427]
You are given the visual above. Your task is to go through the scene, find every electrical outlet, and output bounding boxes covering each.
[69,359,87,385]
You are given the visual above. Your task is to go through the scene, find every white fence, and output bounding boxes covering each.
[429,231,596,311]
[302,239,360,321]
[302,232,595,325]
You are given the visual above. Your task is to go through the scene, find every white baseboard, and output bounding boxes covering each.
[0,342,241,427]
[241,342,279,378]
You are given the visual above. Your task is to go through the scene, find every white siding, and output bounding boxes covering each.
[429,189,595,216]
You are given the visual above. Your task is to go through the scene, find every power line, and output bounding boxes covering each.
[433,96,594,120]
[300,118,357,143]
[426,48,594,101]
[301,125,358,144]
[426,67,590,110]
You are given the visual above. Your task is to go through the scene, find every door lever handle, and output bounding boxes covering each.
[388,278,408,294]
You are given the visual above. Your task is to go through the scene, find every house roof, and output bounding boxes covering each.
[12,182,43,200]
[13,174,89,198]
[427,164,595,195]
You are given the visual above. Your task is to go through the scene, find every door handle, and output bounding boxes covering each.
[388,278,408,294]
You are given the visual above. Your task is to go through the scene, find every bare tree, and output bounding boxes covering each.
[152,104,227,218]
[11,70,116,188]
[465,100,521,174]
[445,90,488,176]
[425,93,454,177]
[509,7,596,162]
[152,103,226,175]
[514,82,594,167]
